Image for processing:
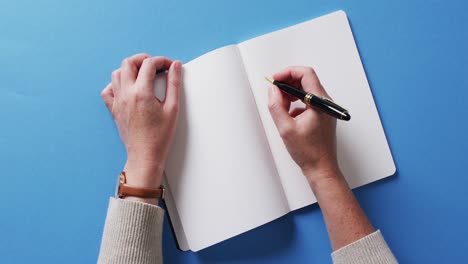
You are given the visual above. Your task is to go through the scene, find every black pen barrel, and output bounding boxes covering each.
[273,81,307,100]
[270,79,350,121]
[309,95,350,121]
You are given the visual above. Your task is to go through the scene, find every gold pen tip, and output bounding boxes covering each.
[264,76,274,84]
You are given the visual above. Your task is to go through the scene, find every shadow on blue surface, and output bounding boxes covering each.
[195,208,307,263]
[355,170,399,196]
[162,201,322,263]
[161,172,399,263]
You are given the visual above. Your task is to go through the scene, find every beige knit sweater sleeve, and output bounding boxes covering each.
[98,198,165,264]
[98,198,397,264]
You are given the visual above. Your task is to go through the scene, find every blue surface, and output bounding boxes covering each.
[1,0,467,263]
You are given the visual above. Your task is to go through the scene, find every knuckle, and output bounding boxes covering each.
[140,53,151,58]
[111,70,120,79]
[121,58,130,67]
[307,67,316,75]
[142,57,151,64]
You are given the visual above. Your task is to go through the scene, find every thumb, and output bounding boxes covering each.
[101,83,114,112]
[268,85,294,135]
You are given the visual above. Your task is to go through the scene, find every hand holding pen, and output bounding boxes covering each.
[266,70,350,121]
[266,66,341,178]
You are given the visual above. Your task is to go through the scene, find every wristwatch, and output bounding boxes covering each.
[117,171,164,199]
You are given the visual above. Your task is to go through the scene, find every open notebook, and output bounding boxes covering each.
[160,10,395,251]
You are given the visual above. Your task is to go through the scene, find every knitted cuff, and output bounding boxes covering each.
[98,197,165,264]
[331,230,398,264]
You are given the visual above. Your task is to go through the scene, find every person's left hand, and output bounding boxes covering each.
[101,54,182,202]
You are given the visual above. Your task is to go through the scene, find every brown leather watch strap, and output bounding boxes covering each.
[117,172,164,199]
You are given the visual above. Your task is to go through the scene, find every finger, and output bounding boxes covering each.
[273,68,295,82]
[268,85,294,136]
[281,89,292,112]
[111,68,121,97]
[289,66,327,96]
[274,66,328,97]
[287,94,299,102]
[137,56,173,92]
[121,53,151,88]
[275,72,301,104]
[268,79,294,109]
[273,69,302,89]
[101,83,114,111]
[289,107,306,118]
[164,60,182,112]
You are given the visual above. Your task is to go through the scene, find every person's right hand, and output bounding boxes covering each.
[268,66,340,184]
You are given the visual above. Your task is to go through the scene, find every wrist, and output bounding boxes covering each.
[124,158,165,189]
[308,171,348,192]
[118,168,164,206]
[302,161,345,188]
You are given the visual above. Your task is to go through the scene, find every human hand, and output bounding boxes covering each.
[268,67,377,251]
[268,66,340,184]
[101,54,182,197]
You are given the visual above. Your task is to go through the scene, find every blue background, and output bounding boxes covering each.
[1,0,467,263]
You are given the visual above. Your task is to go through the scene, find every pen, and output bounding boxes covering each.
[265,77,351,121]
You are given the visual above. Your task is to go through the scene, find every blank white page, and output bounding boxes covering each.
[238,10,396,210]
[164,45,289,251]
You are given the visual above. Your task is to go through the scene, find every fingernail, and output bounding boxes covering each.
[175,61,182,70]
